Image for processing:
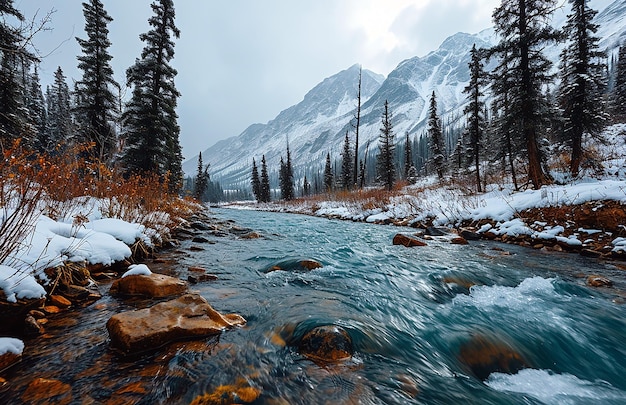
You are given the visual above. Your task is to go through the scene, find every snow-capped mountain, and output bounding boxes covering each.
[184,0,626,190]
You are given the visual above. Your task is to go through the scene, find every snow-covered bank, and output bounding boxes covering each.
[0,210,154,303]
[230,125,626,257]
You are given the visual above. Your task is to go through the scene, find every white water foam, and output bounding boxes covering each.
[453,276,556,310]
[486,369,626,404]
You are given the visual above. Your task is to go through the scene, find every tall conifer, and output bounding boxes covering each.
[75,0,119,163]
[341,130,353,190]
[428,92,445,180]
[491,0,560,189]
[251,158,261,201]
[121,0,182,192]
[558,0,608,176]
[259,155,271,203]
[377,100,396,191]
[463,45,487,192]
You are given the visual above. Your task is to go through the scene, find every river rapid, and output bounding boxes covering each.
[2,207,626,404]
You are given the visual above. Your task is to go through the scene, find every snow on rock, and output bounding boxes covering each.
[0,337,24,355]
[612,237,626,253]
[0,265,46,303]
[121,264,152,278]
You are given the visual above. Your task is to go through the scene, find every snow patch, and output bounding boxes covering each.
[0,337,24,356]
[121,264,152,278]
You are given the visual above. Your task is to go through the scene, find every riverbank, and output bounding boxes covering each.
[225,179,626,264]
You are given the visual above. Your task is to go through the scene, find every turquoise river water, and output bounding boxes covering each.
[2,207,626,404]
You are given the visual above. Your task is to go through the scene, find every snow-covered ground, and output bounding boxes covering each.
[0,199,157,303]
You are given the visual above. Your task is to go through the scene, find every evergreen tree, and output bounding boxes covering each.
[403,131,414,180]
[323,152,334,193]
[75,0,119,163]
[613,44,626,122]
[250,157,261,201]
[193,151,209,201]
[491,0,560,189]
[558,0,608,176]
[28,66,47,152]
[45,67,72,153]
[285,143,294,200]
[121,0,182,192]
[259,154,271,203]
[377,100,396,191]
[428,91,445,180]
[302,175,310,197]
[341,130,353,189]
[463,44,487,192]
[0,0,31,147]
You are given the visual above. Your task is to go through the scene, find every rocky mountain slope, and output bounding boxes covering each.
[183,0,626,190]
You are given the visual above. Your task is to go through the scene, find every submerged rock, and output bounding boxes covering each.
[21,378,72,404]
[106,293,246,354]
[586,275,613,288]
[190,384,261,405]
[265,258,323,273]
[109,273,187,298]
[298,325,353,363]
[393,234,427,247]
[458,335,528,380]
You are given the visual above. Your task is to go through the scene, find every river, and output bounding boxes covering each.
[2,208,626,404]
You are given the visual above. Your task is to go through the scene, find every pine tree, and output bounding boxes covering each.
[259,155,271,203]
[403,131,415,180]
[75,0,119,163]
[558,0,608,176]
[377,100,396,191]
[324,152,334,193]
[341,130,353,190]
[463,44,487,192]
[302,175,310,197]
[285,143,294,200]
[0,0,32,147]
[250,157,261,201]
[428,91,445,180]
[28,66,47,152]
[45,67,72,153]
[613,44,626,122]
[194,151,209,201]
[491,0,560,189]
[121,0,183,192]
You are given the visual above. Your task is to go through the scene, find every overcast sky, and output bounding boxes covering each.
[18,0,501,160]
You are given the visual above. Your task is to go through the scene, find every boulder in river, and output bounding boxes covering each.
[106,293,246,354]
[586,275,613,288]
[298,325,353,363]
[458,335,528,380]
[109,273,187,298]
[393,234,427,247]
[265,258,323,273]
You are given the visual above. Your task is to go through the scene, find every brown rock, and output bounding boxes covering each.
[586,275,613,288]
[299,259,323,270]
[28,310,46,319]
[49,295,71,309]
[580,249,603,258]
[0,351,21,372]
[43,305,61,314]
[393,234,427,247]
[298,325,353,363]
[241,232,262,239]
[188,266,207,273]
[187,274,218,284]
[451,237,469,245]
[21,378,72,404]
[109,274,188,298]
[190,384,261,405]
[106,293,246,354]
[458,335,528,380]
